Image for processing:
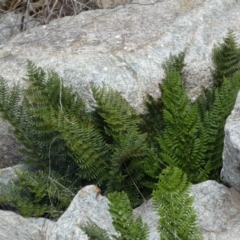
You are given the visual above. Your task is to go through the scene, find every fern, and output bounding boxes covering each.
[1,33,240,221]
[0,168,77,218]
[211,29,240,88]
[91,85,155,206]
[80,220,112,240]
[140,51,186,147]
[158,69,210,182]
[162,51,186,76]
[202,73,240,180]
[196,31,240,180]
[4,62,154,208]
[44,109,108,184]
[153,166,203,240]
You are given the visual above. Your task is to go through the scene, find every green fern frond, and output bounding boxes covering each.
[91,85,155,205]
[91,85,140,140]
[153,166,203,240]
[203,73,240,180]
[211,30,240,88]
[162,50,186,75]
[80,220,112,240]
[108,191,149,240]
[140,92,165,146]
[158,70,209,182]
[0,167,77,218]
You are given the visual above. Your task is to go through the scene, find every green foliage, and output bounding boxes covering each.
[140,90,165,147]
[212,30,240,88]
[0,61,156,217]
[202,73,240,180]
[196,30,240,180]
[107,192,149,240]
[162,51,186,76]
[43,84,155,206]
[140,51,186,146]
[139,51,187,184]
[0,168,76,218]
[156,41,240,182]
[80,220,112,240]
[90,86,155,205]
[158,69,210,183]
[0,62,82,175]
[153,166,203,240]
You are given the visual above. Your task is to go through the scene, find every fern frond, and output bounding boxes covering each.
[91,85,141,141]
[162,50,186,75]
[158,70,209,182]
[91,85,155,205]
[108,191,149,240]
[211,30,240,88]
[0,168,77,218]
[80,220,112,240]
[153,166,203,240]
[203,73,240,180]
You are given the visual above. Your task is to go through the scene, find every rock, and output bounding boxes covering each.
[0,210,55,240]
[91,0,132,9]
[47,185,117,240]
[0,0,239,163]
[0,164,26,186]
[134,180,240,240]
[221,91,240,190]
[0,121,24,168]
[0,12,39,45]
[192,181,240,240]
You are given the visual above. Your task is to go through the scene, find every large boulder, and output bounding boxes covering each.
[1,182,240,239]
[0,210,54,240]
[47,185,117,240]
[0,0,240,165]
[221,92,240,190]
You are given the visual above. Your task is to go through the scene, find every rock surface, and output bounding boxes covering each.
[221,91,240,191]
[0,0,240,165]
[92,0,132,9]
[0,210,54,240]
[0,12,39,45]
[47,185,117,240]
[0,164,25,186]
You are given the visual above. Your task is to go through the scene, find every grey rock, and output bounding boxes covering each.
[0,164,24,186]
[0,210,55,240]
[0,0,239,109]
[221,91,240,191]
[134,180,240,240]
[91,0,132,9]
[0,121,24,168]
[47,185,117,240]
[0,12,39,45]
